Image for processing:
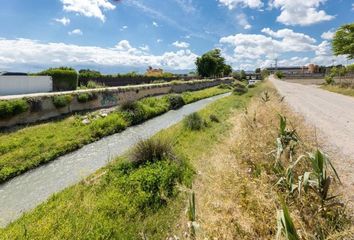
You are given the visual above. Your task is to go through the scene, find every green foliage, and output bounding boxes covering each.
[299,150,340,204]
[275,71,285,79]
[184,112,204,131]
[39,67,78,91]
[261,69,270,80]
[120,101,146,125]
[90,113,128,138]
[332,23,354,59]
[0,99,29,120]
[325,75,334,85]
[209,114,220,123]
[233,82,248,95]
[166,95,185,110]
[130,137,174,167]
[195,49,230,77]
[87,80,105,89]
[275,115,299,163]
[52,95,73,108]
[77,92,97,103]
[0,87,228,183]
[218,83,232,89]
[276,202,300,240]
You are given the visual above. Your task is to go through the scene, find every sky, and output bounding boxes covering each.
[0,0,353,73]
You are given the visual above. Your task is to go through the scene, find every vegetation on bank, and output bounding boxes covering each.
[0,83,261,239]
[321,84,354,97]
[0,99,29,120]
[0,87,229,183]
[174,86,353,239]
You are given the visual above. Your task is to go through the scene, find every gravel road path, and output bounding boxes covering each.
[271,77,354,208]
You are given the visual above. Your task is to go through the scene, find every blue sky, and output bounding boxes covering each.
[0,0,353,73]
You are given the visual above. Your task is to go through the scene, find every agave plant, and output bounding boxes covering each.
[276,155,305,194]
[275,115,299,165]
[299,150,341,204]
[277,202,300,240]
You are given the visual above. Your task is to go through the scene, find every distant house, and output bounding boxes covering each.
[145,66,163,77]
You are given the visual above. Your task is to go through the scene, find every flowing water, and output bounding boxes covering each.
[0,93,230,227]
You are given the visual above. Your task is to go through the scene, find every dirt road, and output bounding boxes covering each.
[271,77,354,207]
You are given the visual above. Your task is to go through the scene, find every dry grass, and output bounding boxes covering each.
[174,83,354,239]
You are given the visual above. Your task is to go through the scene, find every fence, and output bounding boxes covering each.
[0,76,52,96]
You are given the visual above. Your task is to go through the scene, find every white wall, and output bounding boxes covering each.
[0,76,52,95]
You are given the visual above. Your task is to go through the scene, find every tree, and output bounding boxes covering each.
[332,23,354,59]
[255,68,261,73]
[223,64,233,76]
[275,71,284,79]
[261,69,270,80]
[240,70,246,80]
[195,49,228,77]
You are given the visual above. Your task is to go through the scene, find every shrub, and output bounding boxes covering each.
[325,75,334,85]
[52,95,73,108]
[248,84,256,88]
[275,71,284,79]
[218,83,232,89]
[209,114,220,123]
[233,83,248,95]
[167,95,185,110]
[0,99,29,120]
[77,92,97,103]
[39,67,78,91]
[184,112,204,131]
[87,80,105,89]
[90,113,128,138]
[120,101,146,125]
[130,137,174,167]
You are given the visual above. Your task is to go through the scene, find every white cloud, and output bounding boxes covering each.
[218,0,264,9]
[352,3,354,11]
[172,41,190,48]
[68,29,83,36]
[237,13,252,29]
[321,30,335,40]
[120,25,128,31]
[157,39,163,43]
[54,17,71,26]
[269,0,334,26]
[219,27,349,70]
[61,0,116,22]
[0,38,198,70]
[152,21,159,27]
[139,45,150,52]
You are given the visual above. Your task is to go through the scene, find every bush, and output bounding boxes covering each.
[218,83,232,89]
[0,99,29,120]
[39,67,78,91]
[167,95,185,110]
[87,80,105,89]
[184,112,204,131]
[233,83,248,95]
[275,71,284,79]
[120,101,146,125]
[325,75,334,85]
[130,137,174,167]
[90,113,128,138]
[248,84,256,88]
[209,114,220,123]
[77,92,97,103]
[52,95,73,108]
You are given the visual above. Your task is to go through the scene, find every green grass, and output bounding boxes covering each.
[321,85,354,97]
[0,84,266,239]
[0,87,229,183]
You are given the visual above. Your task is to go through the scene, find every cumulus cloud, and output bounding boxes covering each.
[321,30,335,40]
[269,0,334,26]
[54,17,71,26]
[172,41,190,48]
[68,29,83,35]
[218,0,264,9]
[61,0,116,22]
[0,38,197,70]
[152,21,159,27]
[219,27,348,70]
[120,25,128,31]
